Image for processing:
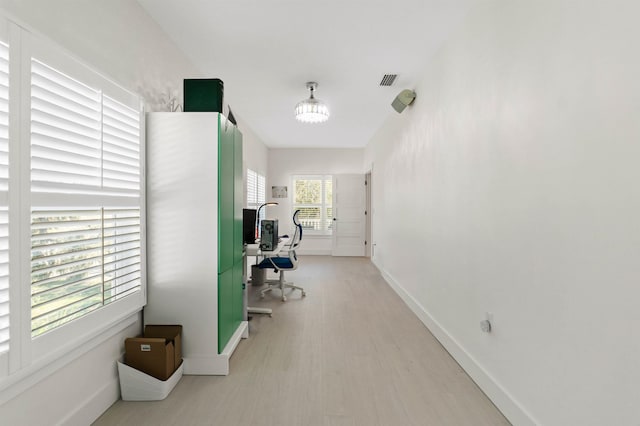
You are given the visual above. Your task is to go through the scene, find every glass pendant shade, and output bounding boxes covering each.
[295,82,329,123]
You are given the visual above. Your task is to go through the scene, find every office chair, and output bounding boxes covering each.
[259,210,306,302]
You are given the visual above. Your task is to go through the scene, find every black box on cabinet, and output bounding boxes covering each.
[183,78,224,113]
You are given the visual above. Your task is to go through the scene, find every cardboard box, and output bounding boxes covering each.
[143,324,182,369]
[124,325,182,381]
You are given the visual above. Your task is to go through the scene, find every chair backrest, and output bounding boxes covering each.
[291,209,303,247]
[285,210,303,268]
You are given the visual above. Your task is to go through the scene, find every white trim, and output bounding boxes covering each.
[379,266,538,426]
[17,18,32,373]
[183,321,248,376]
[4,20,21,377]
[56,373,120,426]
[0,311,139,404]
[137,101,147,307]
[296,249,331,256]
[31,292,143,359]
[29,33,138,111]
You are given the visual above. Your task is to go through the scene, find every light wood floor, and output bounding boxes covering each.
[94,256,509,426]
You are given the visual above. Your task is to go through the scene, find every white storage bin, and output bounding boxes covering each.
[117,361,183,401]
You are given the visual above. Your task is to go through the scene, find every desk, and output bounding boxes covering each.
[245,240,287,317]
[245,240,287,258]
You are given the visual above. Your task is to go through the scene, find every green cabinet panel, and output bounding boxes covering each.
[218,268,233,353]
[233,129,243,262]
[218,118,244,353]
[232,260,244,324]
[218,115,235,273]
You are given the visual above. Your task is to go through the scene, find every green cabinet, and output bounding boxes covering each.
[218,115,243,352]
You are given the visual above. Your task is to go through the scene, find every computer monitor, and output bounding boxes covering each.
[242,209,257,244]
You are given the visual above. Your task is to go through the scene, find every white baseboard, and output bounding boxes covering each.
[379,268,538,426]
[297,249,331,255]
[57,376,120,426]
[184,321,248,376]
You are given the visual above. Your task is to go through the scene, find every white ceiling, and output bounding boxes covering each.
[137,0,474,148]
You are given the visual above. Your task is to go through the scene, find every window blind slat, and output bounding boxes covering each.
[31,131,101,157]
[32,146,100,170]
[103,137,140,157]
[103,96,138,122]
[31,83,100,121]
[104,253,140,270]
[31,270,103,299]
[103,109,139,130]
[32,59,101,102]
[103,151,139,168]
[31,126,100,156]
[31,98,100,135]
[103,121,139,141]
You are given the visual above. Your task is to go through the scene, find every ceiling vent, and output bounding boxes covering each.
[379,74,398,87]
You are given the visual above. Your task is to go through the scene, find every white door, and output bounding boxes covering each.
[332,174,365,256]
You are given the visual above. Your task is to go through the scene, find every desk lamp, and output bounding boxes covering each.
[256,202,278,240]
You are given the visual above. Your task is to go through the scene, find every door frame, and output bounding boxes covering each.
[365,170,372,258]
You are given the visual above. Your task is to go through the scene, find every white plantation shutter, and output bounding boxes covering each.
[257,173,265,206]
[247,169,257,207]
[30,57,142,337]
[30,208,141,337]
[31,210,104,337]
[102,97,140,195]
[31,59,102,193]
[0,41,8,192]
[0,208,8,353]
[292,175,333,234]
[247,169,266,221]
[102,208,141,303]
[0,40,9,354]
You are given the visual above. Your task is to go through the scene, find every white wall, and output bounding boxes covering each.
[365,1,640,425]
[268,148,365,254]
[0,1,200,424]
[240,118,269,202]
[0,0,200,111]
[1,319,140,426]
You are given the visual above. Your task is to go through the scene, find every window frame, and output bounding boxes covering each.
[0,20,145,380]
[291,174,333,236]
[0,19,9,375]
[26,36,145,360]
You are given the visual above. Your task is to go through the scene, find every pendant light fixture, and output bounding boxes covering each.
[295,82,330,123]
